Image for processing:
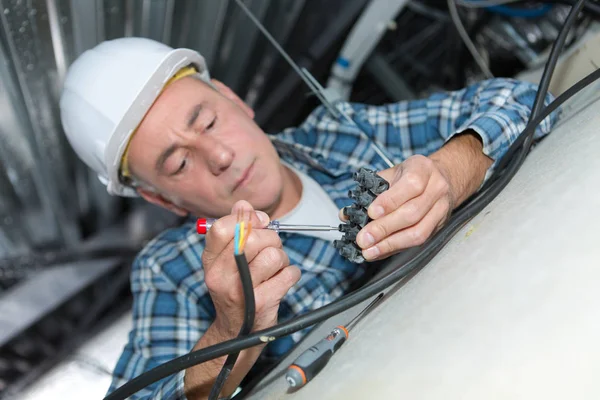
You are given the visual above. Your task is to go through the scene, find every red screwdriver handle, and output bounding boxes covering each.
[196,218,217,234]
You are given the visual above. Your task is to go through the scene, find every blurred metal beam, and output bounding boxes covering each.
[69,0,104,57]
[0,225,128,346]
[140,0,151,37]
[0,0,81,246]
[124,0,134,37]
[0,161,30,256]
[139,0,174,43]
[0,13,56,250]
[45,0,67,87]
[0,40,40,213]
[162,0,174,44]
[193,0,229,68]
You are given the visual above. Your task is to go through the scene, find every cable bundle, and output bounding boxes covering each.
[208,213,255,400]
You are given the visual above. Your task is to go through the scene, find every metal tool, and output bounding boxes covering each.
[196,218,340,234]
[285,293,385,388]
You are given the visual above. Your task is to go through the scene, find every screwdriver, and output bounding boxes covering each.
[285,293,384,388]
[196,218,340,234]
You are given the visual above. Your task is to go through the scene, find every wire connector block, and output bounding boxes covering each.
[335,168,389,263]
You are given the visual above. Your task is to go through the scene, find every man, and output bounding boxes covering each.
[60,37,557,399]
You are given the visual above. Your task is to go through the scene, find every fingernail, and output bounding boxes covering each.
[255,211,269,225]
[358,232,375,248]
[370,205,384,219]
[364,246,380,260]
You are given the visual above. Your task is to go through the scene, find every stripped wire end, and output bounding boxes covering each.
[234,210,253,255]
[239,210,252,253]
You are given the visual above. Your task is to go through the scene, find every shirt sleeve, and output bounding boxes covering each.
[349,77,560,181]
[105,253,213,400]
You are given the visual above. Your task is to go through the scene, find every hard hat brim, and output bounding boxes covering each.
[103,48,211,197]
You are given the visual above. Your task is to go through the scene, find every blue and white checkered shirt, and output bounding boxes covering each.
[107,78,558,399]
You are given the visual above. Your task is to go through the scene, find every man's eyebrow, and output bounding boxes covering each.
[155,143,179,174]
[186,103,203,129]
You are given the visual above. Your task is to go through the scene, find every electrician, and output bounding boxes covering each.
[59,37,557,399]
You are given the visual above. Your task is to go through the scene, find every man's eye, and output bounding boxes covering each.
[175,159,187,174]
[206,117,216,131]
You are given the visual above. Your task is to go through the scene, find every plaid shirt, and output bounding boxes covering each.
[107,78,558,399]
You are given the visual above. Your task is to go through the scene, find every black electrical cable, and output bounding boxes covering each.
[486,0,586,181]
[104,2,595,398]
[533,0,586,119]
[208,253,256,400]
[104,68,600,400]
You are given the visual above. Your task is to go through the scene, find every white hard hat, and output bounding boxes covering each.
[59,37,211,197]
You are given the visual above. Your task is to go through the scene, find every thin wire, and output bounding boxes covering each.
[232,0,339,119]
[234,223,240,255]
[243,223,252,252]
[239,221,245,253]
[447,0,495,79]
[234,0,396,169]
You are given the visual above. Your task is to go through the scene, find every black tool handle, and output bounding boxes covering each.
[285,326,348,388]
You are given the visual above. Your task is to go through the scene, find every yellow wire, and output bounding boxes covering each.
[240,222,251,253]
[239,221,245,252]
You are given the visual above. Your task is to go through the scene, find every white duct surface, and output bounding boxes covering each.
[247,95,600,399]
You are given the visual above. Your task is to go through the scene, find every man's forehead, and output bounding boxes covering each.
[148,82,210,125]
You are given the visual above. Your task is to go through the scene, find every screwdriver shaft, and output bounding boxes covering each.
[275,223,340,232]
[345,293,384,332]
[197,218,340,234]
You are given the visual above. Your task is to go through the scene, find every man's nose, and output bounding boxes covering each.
[199,136,234,175]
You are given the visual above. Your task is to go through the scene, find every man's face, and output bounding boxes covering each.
[127,77,285,218]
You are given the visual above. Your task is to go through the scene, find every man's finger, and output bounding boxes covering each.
[248,247,289,287]
[204,200,269,258]
[255,265,301,304]
[207,230,282,291]
[367,167,431,220]
[242,229,283,263]
[361,199,450,261]
[356,177,440,249]
[338,208,349,222]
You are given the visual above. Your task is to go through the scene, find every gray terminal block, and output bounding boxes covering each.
[343,204,369,227]
[334,167,390,263]
[348,187,377,208]
[333,240,365,263]
[339,223,360,241]
[353,167,389,195]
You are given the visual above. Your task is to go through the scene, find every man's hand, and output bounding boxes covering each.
[347,132,492,261]
[185,200,300,399]
[202,200,301,335]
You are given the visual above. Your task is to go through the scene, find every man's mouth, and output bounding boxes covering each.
[233,160,255,193]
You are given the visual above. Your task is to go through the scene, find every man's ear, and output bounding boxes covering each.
[137,188,189,217]
[211,79,255,119]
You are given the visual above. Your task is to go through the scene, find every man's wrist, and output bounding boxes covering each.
[184,321,267,400]
[429,131,493,207]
